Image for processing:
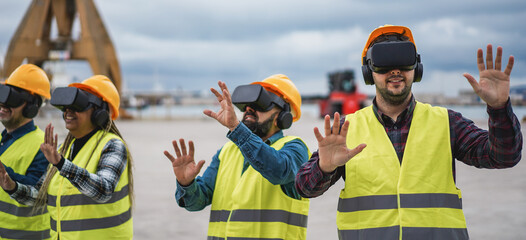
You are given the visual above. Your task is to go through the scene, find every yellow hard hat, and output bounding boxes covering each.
[4,64,51,99]
[362,25,416,64]
[251,74,302,122]
[69,75,120,120]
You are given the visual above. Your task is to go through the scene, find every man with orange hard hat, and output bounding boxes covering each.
[165,74,311,239]
[295,25,522,239]
[0,64,51,239]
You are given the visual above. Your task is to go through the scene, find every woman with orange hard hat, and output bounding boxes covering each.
[0,75,134,240]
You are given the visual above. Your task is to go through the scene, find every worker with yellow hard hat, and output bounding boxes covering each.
[0,75,134,239]
[164,74,311,239]
[0,64,51,239]
[295,25,522,240]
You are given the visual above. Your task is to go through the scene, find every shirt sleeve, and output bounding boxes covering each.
[227,122,310,185]
[175,148,221,211]
[450,99,522,168]
[6,150,48,186]
[9,171,47,206]
[58,138,128,203]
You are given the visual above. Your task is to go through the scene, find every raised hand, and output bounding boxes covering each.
[203,81,240,131]
[40,123,61,165]
[314,112,367,173]
[164,139,205,186]
[463,44,514,108]
[0,160,16,191]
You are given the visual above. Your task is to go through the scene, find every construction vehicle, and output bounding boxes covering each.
[318,69,368,118]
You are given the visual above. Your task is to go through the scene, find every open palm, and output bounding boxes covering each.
[164,139,205,186]
[464,44,514,108]
[203,81,239,131]
[315,112,366,173]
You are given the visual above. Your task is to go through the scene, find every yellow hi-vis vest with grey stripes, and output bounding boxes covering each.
[337,102,469,240]
[208,136,310,240]
[47,130,132,240]
[0,127,50,239]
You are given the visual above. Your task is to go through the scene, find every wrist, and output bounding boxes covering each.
[4,181,17,194]
[318,160,336,174]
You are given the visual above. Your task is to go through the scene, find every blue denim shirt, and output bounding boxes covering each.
[0,120,48,186]
[175,122,309,211]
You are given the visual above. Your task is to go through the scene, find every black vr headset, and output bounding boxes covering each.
[362,41,423,85]
[231,84,293,129]
[0,84,41,118]
[50,87,110,127]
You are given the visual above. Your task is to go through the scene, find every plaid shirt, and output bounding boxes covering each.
[10,138,128,205]
[295,97,523,198]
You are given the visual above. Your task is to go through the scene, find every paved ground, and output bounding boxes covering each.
[37,114,526,239]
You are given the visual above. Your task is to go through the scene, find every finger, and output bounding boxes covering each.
[340,119,350,137]
[171,140,182,158]
[203,109,215,117]
[45,124,52,144]
[188,140,195,158]
[313,127,324,143]
[348,143,367,159]
[163,151,176,163]
[53,134,58,149]
[485,44,493,70]
[476,48,485,73]
[179,139,187,156]
[323,115,331,137]
[195,160,206,173]
[463,73,480,93]
[332,112,341,135]
[223,87,232,104]
[504,55,514,76]
[494,46,503,71]
[210,88,223,101]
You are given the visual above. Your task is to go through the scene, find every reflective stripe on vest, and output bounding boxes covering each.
[50,207,131,232]
[0,127,50,240]
[0,227,50,240]
[208,136,310,240]
[47,185,129,207]
[337,103,468,240]
[47,130,132,240]
[338,226,468,240]
[337,193,462,212]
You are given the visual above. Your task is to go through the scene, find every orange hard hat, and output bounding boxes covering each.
[362,25,416,64]
[251,74,302,122]
[4,64,51,99]
[69,75,120,120]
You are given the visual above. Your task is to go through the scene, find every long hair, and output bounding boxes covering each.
[33,119,134,212]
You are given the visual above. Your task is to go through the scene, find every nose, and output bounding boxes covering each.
[245,106,256,112]
[389,69,401,75]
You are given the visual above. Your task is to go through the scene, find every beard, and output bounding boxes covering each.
[242,111,277,138]
[0,106,25,130]
[376,74,412,105]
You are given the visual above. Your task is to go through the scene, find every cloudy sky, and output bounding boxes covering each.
[1,0,525,97]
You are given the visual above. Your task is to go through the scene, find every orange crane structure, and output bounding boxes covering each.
[1,0,122,94]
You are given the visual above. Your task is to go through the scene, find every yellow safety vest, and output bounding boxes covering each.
[337,102,468,240]
[208,136,310,240]
[47,130,132,240]
[0,127,50,239]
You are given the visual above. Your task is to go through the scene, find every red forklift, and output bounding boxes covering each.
[318,69,368,118]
